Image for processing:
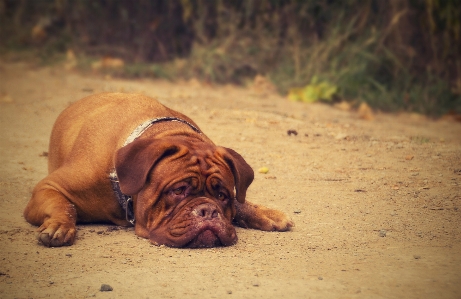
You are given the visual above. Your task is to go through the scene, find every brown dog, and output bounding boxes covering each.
[24,93,293,248]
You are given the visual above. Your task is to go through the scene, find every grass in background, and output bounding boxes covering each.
[1,0,459,117]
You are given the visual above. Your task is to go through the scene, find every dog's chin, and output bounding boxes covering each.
[185,229,222,248]
[149,229,233,248]
[148,220,238,248]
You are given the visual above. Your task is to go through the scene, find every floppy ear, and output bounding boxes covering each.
[115,139,185,195]
[219,147,254,203]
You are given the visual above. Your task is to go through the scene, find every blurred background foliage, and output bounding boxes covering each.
[0,0,460,116]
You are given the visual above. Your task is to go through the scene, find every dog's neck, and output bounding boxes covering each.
[122,117,202,146]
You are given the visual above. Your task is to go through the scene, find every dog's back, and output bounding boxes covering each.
[48,93,180,172]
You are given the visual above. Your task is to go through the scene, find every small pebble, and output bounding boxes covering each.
[100,284,113,292]
[413,255,421,260]
[318,276,323,280]
[335,133,348,140]
[379,230,387,237]
[227,290,232,294]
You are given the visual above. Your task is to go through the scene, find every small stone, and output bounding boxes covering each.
[379,230,387,237]
[335,133,348,140]
[227,290,233,294]
[293,210,302,214]
[100,284,113,292]
[287,130,298,136]
[318,276,323,280]
[413,255,421,260]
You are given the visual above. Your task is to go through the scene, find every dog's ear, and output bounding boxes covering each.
[218,147,254,203]
[115,139,185,195]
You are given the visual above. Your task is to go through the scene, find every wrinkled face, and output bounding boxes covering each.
[115,137,254,248]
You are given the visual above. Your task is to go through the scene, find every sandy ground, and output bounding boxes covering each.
[0,61,460,299]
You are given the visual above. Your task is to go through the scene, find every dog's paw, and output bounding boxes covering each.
[37,219,76,247]
[252,207,294,231]
[235,203,294,232]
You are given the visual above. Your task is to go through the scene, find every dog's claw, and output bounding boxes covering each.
[37,221,75,247]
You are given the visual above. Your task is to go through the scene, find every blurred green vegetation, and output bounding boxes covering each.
[0,0,460,116]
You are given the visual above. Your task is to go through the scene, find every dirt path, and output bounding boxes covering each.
[0,61,460,299]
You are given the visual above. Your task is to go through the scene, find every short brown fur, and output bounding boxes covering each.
[24,93,293,247]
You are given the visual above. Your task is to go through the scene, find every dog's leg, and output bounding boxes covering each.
[24,180,77,247]
[233,201,294,231]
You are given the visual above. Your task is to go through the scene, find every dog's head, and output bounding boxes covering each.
[114,136,254,248]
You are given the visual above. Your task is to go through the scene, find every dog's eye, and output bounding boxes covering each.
[217,192,227,201]
[172,187,186,195]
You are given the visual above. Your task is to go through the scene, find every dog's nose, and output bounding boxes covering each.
[193,203,219,220]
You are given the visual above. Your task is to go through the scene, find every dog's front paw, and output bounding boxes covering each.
[37,219,76,247]
[263,210,294,231]
[235,202,294,231]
